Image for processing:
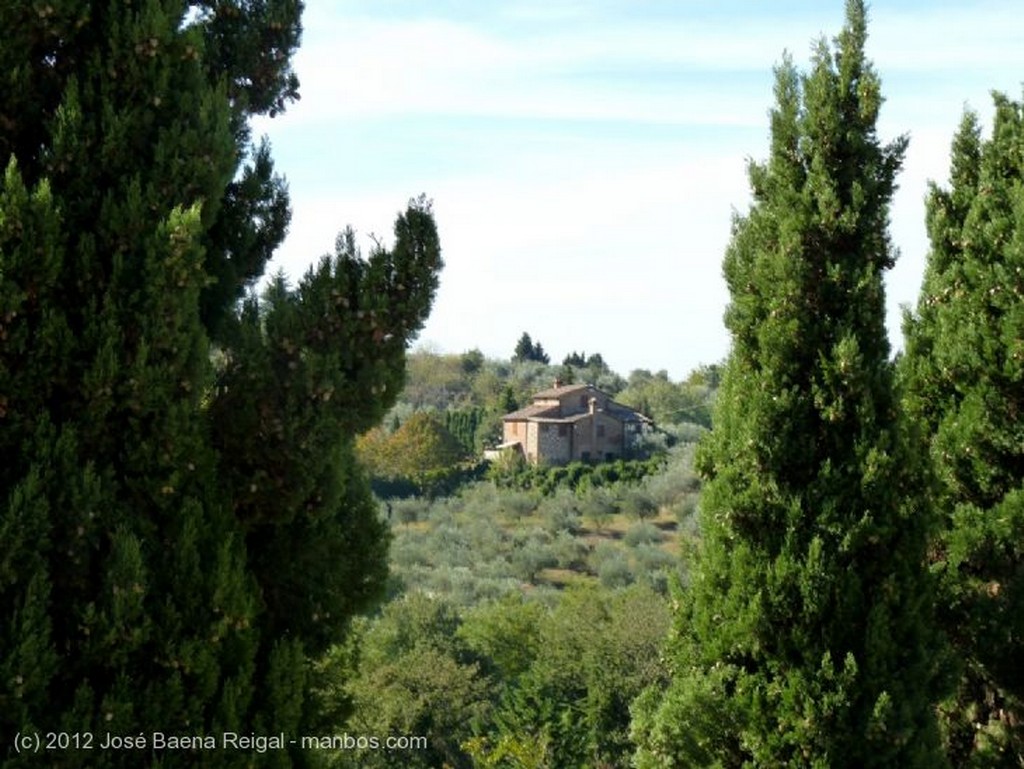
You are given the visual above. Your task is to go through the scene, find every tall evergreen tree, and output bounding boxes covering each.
[901,97,1024,766]
[513,332,536,363]
[632,3,946,766]
[512,331,550,365]
[0,2,442,767]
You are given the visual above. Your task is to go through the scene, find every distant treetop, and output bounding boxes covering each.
[512,332,550,364]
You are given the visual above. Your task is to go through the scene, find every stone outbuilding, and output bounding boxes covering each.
[498,382,653,465]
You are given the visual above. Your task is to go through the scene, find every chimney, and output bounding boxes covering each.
[588,397,597,415]
[553,378,563,389]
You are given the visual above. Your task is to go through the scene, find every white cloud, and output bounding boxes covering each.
[870,4,1024,74]
[255,1,1021,378]
[267,142,745,376]
[276,10,796,130]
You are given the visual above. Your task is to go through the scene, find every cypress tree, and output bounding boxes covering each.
[513,332,536,363]
[632,3,946,766]
[0,3,442,766]
[901,97,1024,766]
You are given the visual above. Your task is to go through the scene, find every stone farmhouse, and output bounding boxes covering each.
[498,382,653,465]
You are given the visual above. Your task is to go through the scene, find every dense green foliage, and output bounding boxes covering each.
[316,586,670,769]
[318,593,495,769]
[0,2,441,766]
[616,367,718,429]
[489,455,668,496]
[466,586,671,769]
[446,406,489,454]
[358,412,467,479]
[357,412,486,498]
[901,98,1024,765]
[633,3,947,766]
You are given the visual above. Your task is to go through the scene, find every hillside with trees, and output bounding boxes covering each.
[383,343,715,447]
[333,345,716,767]
[320,436,704,767]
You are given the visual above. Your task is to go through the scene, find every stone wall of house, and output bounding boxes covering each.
[503,419,525,447]
[537,421,572,464]
[554,389,610,417]
[524,422,540,464]
[571,411,624,462]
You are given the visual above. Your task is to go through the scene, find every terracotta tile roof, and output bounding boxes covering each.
[532,414,587,424]
[531,383,592,399]
[502,403,559,421]
[605,401,654,423]
[502,382,653,424]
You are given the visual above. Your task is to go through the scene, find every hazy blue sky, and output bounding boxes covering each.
[253,1,1023,379]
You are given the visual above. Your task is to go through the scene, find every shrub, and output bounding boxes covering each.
[673,492,699,528]
[589,541,622,572]
[512,540,558,583]
[597,553,634,589]
[581,488,618,531]
[540,490,582,534]
[431,522,473,568]
[633,544,678,576]
[551,530,589,571]
[620,488,659,521]
[459,482,502,518]
[564,462,589,489]
[390,534,434,570]
[491,455,667,495]
[499,490,540,521]
[425,500,456,527]
[390,497,430,524]
[624,522,663,548]
[666,421,709,444]
[434,567,518,607]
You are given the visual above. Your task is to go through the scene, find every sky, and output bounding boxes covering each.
[252,1,1024,380]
